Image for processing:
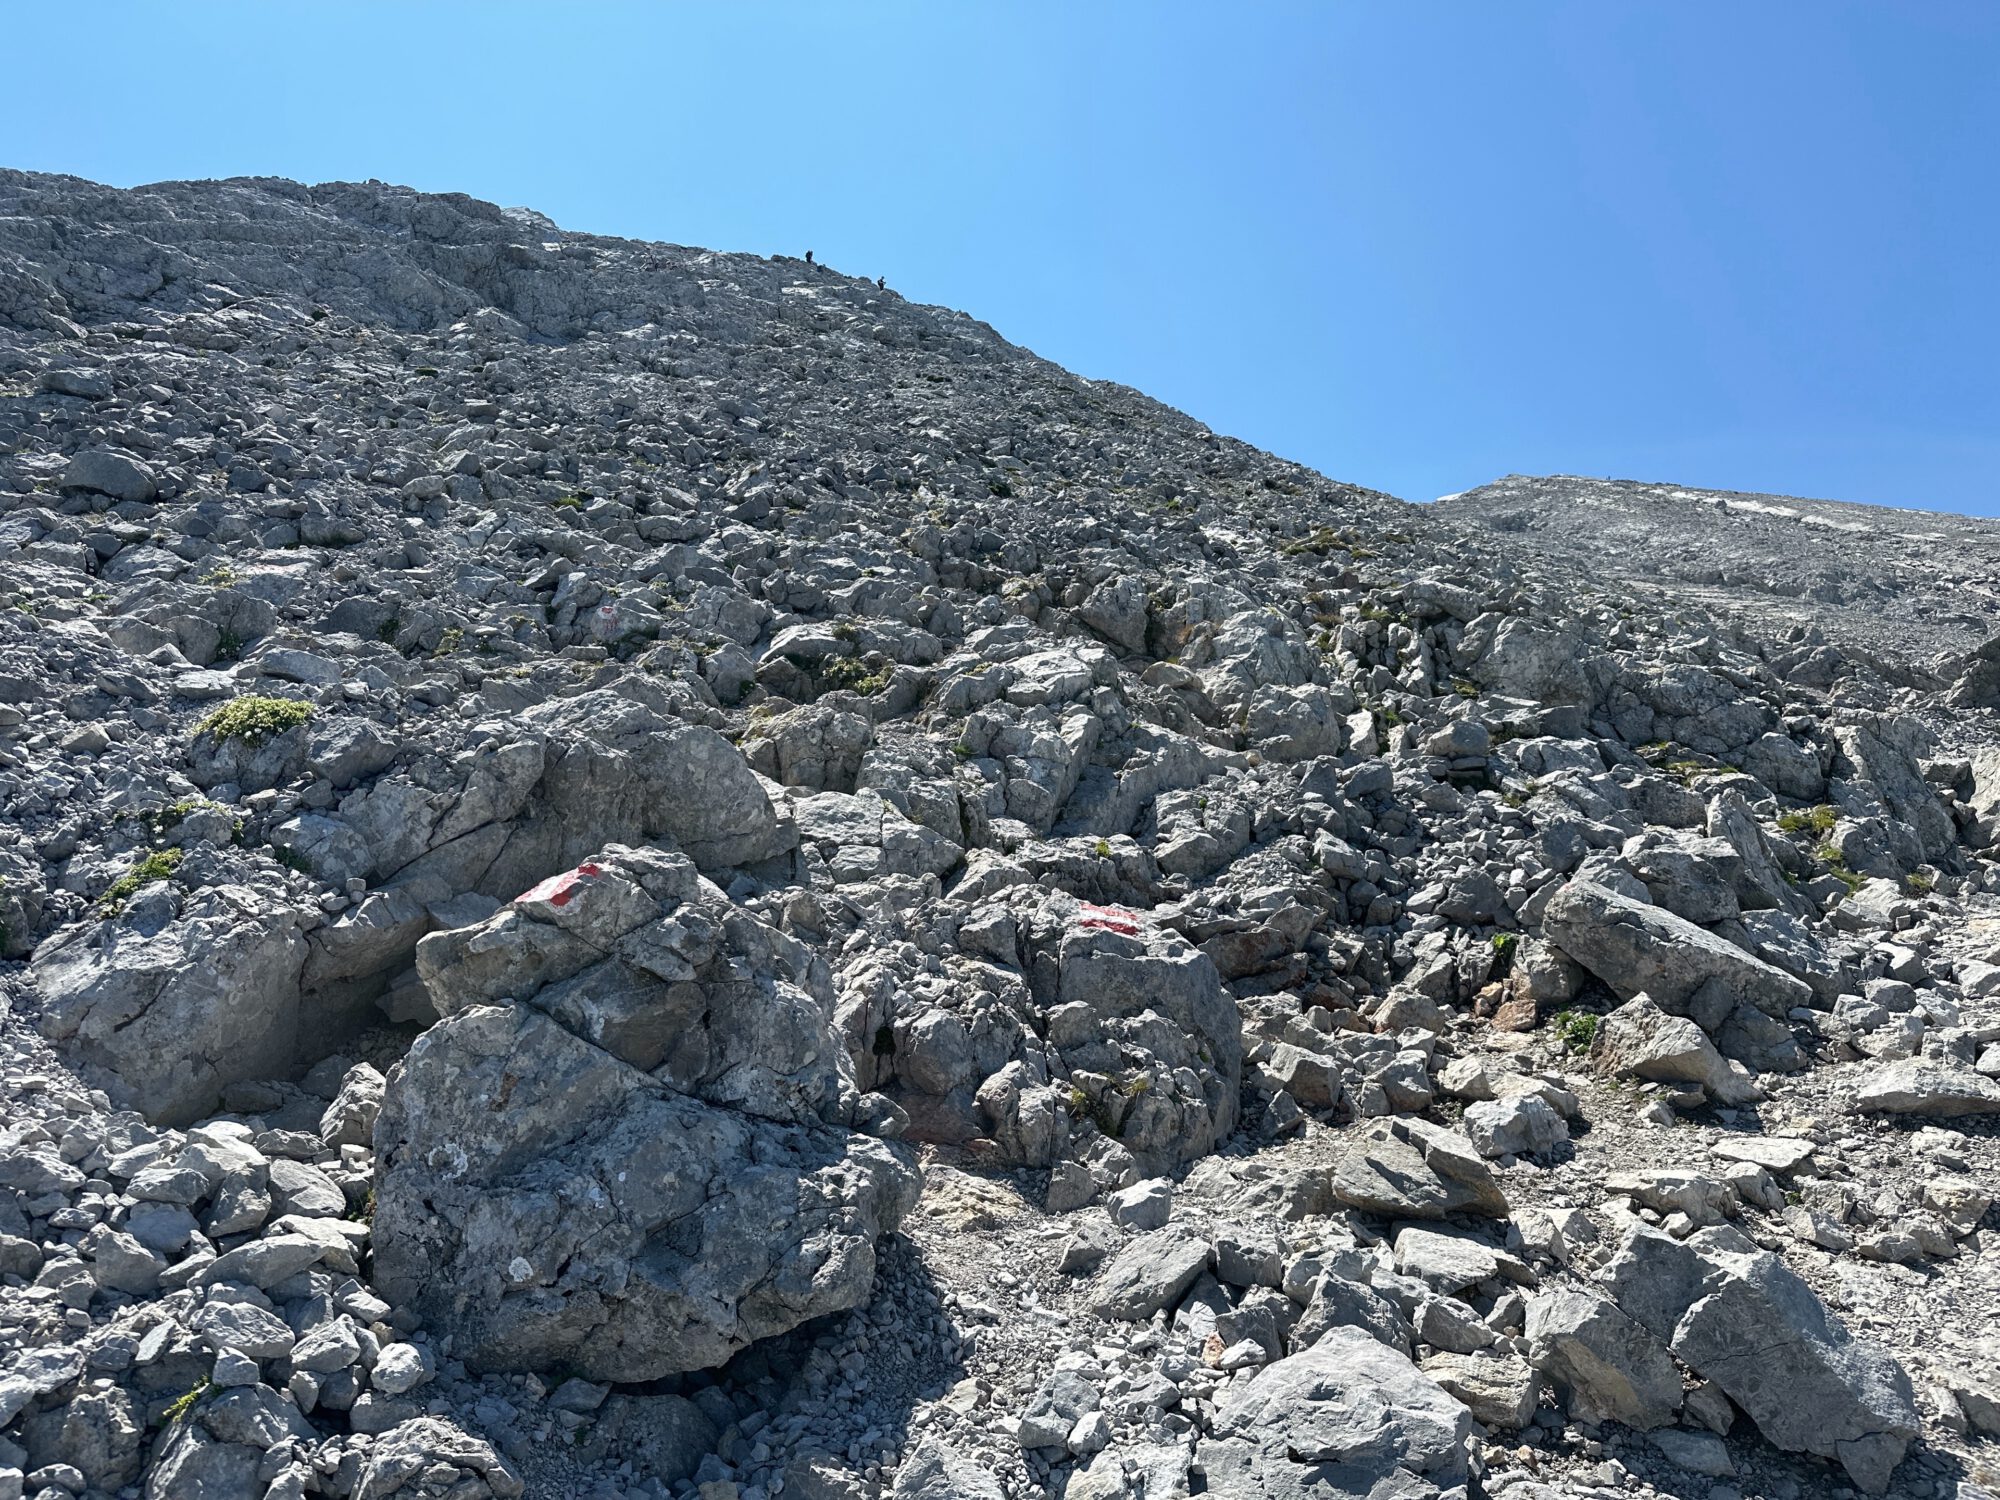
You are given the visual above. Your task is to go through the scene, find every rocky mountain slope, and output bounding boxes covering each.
[1435,474,2000,689]
[0,169,1997,1500]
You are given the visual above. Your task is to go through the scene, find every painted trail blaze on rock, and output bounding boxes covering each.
[1076,902,1141,936]
[516,862,604,908]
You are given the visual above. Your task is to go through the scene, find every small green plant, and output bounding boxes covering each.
[136,797,223,838]
[1553,1008,1597,1054]
[271,844,314,876]
[434,625,464,656]
[200,563,239,588]
[101,848,184,915]
[1279,525,1342,558]
[1093,838,1113,858]
[1451,678,1479,699]
[1905,871,1935,895]
[162,1378,213,1425]
[213,629,245,663]
[1777,804,1838,836]
[553,492,586,509]
[951,741,974,759]
[376,615,402,644]
[1814,843,1865,894]
[819,657,888,695]
[988,478,1012,497]
[198,696,312,746]
[1491,932,1518,958]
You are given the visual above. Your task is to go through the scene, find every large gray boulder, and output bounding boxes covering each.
[1591,993,1761,1105]
[61,446,156,502]
[1832,713,1959,868]
[32,885,309,1126]
[1089,1224,1212,1321]
[1195,1326,1474,1499]
[872,893,1240,1177]
[892,1438,1009,1500]
[328,687,791,904]
[1542,876,1810,1070]
[1525,1289,1683,1430]
[352,1417,524,1499]
[1851,1056,2000,1117]
[143,1384,314,1500]
[1600,1225,1917,1493]
[372,846,920,1380]
[1027,895,1242,1172]
[1327,1115,1510,1220]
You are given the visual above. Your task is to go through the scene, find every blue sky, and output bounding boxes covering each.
[7,4,1997,515]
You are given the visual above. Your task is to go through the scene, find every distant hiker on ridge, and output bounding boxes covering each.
[805,250,813,266]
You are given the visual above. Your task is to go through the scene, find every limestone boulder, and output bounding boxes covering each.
[32,885,309,1126]
[1195,1327,1474,1499]
[1600,1225,1918,1493]
[1542,876,1809,1071]
[372,846,920,1380]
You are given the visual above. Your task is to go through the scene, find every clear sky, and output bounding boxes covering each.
[7,3,1997,515]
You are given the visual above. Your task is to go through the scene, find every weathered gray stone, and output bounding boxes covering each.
[373,848,918,1379]
[1543,876,1809,1069]
[1852,1057,2000,1117]
[32,886,309,1125]
[1525,1288,1683,1430]
[62,448,156,502]
[1463,1093,1568,1158]
[892,1438,1008,1500]
[1422,1350,1542,1431]
[1090,1225,1211,1321]
[1599,1225,1918,1492]
[1592,993,1761,1104]
[352,1417,524,1499]
[1328,1115,1510,1220]
[1196,1327,1473,1498]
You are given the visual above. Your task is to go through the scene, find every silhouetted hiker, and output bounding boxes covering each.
[877,276,885,289]
[805,250,814,266]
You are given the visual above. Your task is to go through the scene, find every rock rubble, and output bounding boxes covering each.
[1,170,1997,1500]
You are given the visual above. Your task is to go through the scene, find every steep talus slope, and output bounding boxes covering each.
[0,172,1997,1500]
[1436,473,2000,683]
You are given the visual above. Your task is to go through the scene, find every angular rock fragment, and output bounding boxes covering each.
[1195,1327,1474,1499]
[1592,993,1762,1104]
[1543,876,1810,1070]
[1525,1288,1684,1430]
[1599,1225,1918,1492]
[1327,1115,1510,1220]
[1852,1056,2000,1117]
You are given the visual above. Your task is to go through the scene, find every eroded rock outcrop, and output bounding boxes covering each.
[371,846,919,1379]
